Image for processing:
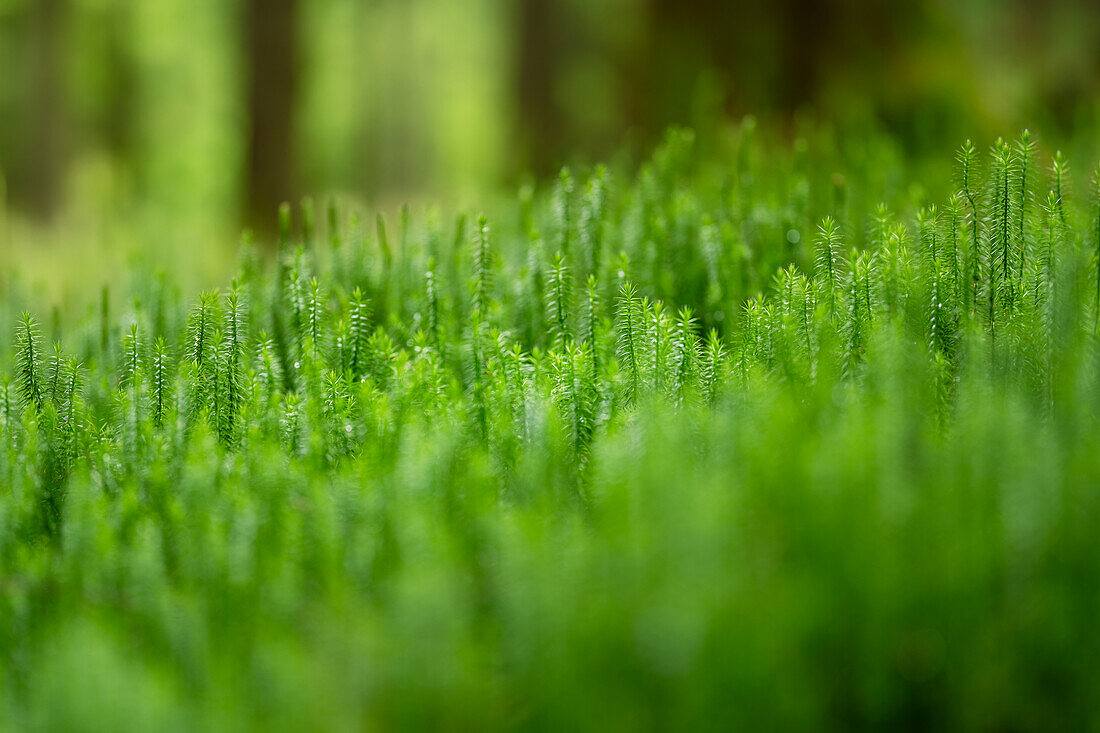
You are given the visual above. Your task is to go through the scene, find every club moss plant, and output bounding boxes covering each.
[3,124,1100,729]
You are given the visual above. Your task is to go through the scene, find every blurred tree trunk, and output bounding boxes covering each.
[645,0,823,120]
[776,0,829,111]
[104,2,135,177]
[18,0,66,220]
[245,0,299,235]
[515,0,563,176]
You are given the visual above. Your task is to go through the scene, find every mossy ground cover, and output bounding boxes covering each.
[3,124,1100,729]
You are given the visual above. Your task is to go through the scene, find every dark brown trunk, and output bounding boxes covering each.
[777,0,828,111]
[515,0,562,176]
[17,0,66,220]
[104,4,135,168]
[244,0,299,236]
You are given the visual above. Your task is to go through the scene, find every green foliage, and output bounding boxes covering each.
[615,282,643,403]
[217,286,247,447]
[472,213,492,318]
[15,312,44,413]
[546,251,573,350]
[6,128,1100,729]
[151,337,169,428]
[815,216,845,319]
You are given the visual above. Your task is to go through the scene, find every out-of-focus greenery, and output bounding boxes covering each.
[3,0,1100,237]
[3,123,1100,729]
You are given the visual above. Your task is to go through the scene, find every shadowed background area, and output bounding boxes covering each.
[2,0,1100,238]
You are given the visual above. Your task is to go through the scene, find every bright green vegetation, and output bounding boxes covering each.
[4,126,1100,729]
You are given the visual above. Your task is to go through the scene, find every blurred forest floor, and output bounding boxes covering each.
[3,0,1100,307]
